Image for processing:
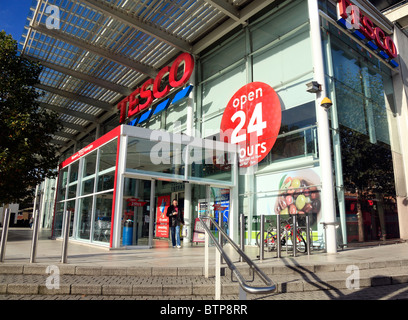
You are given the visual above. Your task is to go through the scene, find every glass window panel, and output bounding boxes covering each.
[334,80,367,135]
[82,151,97,177]
[93,192,113,243]
[77,196,93,241]
[126,136,235,184]
[252,30,313,110]
[66,200,75,237]
[201,64,246,134]
[97,171,115,192]
[53,202,65,238]
[201,32,245,80]
[56,167,68,202]
[98,139,117,172]
[67,183,77,199]
[165,99,188,133]
[251,0,309,52]
[126,136,185,180]
[69,160,79,183]
[81,178,95,196]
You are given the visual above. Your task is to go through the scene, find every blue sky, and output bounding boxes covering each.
[0,1,34,42]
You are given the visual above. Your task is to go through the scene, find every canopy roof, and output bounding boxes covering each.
[18,0,275,154]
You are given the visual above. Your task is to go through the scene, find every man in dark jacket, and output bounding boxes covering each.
[166,199,184,248]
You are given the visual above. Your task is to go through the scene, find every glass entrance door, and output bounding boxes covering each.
[207,186,230,235]
[121,178,152,246]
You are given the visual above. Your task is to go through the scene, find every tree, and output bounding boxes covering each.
[0,31,62,205]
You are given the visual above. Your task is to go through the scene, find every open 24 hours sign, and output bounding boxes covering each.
[220,82,282,168]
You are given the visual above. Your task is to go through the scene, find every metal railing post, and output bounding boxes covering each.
[215,241,221,300]
[199,216,276,299]
[306,214,311,256]
[29,209,41,263]
[292,214,297,257]
[276,214,281,258]
[0,208,11,262]
[61,210,71,264]
[240,213,245,262]
[204,219,209,278]
[259,215,265,261]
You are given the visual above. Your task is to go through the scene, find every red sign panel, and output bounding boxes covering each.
[220,82,282,168]
[127,198,147,207]
[156,195,170,238]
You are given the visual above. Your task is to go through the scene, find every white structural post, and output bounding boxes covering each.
[184,57,196,244]
[308,0,337,254]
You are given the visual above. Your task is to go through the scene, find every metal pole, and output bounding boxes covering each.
[0,208,11,263]
[259,215,264,261]
[306,214,311,256]
[276,214,281,258]
[218,221,224,265]
[61,210,71,264]
[240,214,244,262]
[29,209,41,263]
[292,215,297,257]
[204,218,209,278]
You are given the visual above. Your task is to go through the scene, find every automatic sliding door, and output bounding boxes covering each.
[121,177,152,247]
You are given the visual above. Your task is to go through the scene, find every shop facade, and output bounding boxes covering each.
[52,0,408,251]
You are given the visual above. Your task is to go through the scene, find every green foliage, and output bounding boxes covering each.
[0,31,62,204]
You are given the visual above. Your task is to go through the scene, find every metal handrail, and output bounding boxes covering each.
[199,216,277,295]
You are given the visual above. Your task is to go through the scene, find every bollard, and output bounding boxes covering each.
[292,215,297,257]
[276,214,281,258]
[0,208,11,263]
[29,209,41,263]
[61,210,71,264]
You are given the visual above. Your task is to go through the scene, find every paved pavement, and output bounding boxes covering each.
[1,228,408,302]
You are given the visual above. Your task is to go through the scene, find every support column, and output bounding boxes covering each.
[184,57,196,244]
[308,0,337,253]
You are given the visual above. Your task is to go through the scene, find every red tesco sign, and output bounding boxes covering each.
[117,52,194,123]
[337,0,397,59]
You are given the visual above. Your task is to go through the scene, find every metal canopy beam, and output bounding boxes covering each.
[54,131,77,140]
[25,55,132,96]
[203,0,241,22]
[35,83,113,112]
[50,139,66,146]
[193,0,276,54]
[82,0,192,52]
[31,23,157,78]
[39,102,98,122]
[61,121,87,133]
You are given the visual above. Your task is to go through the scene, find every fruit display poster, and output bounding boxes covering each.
[256,167,322,222]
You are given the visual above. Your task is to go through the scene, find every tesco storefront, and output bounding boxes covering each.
[53,0,407,251]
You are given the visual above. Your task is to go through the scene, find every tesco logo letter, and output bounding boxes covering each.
[117,52,194,123]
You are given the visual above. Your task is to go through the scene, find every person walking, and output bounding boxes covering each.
[166,199,184,248]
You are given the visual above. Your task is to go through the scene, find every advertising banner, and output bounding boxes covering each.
[192,217,210,243]
[220,82,282,168]
[156,195,170,238]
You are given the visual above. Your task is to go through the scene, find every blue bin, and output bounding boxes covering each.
[122,220,133,246]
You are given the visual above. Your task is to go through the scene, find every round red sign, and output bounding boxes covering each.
[220,82,281,168]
